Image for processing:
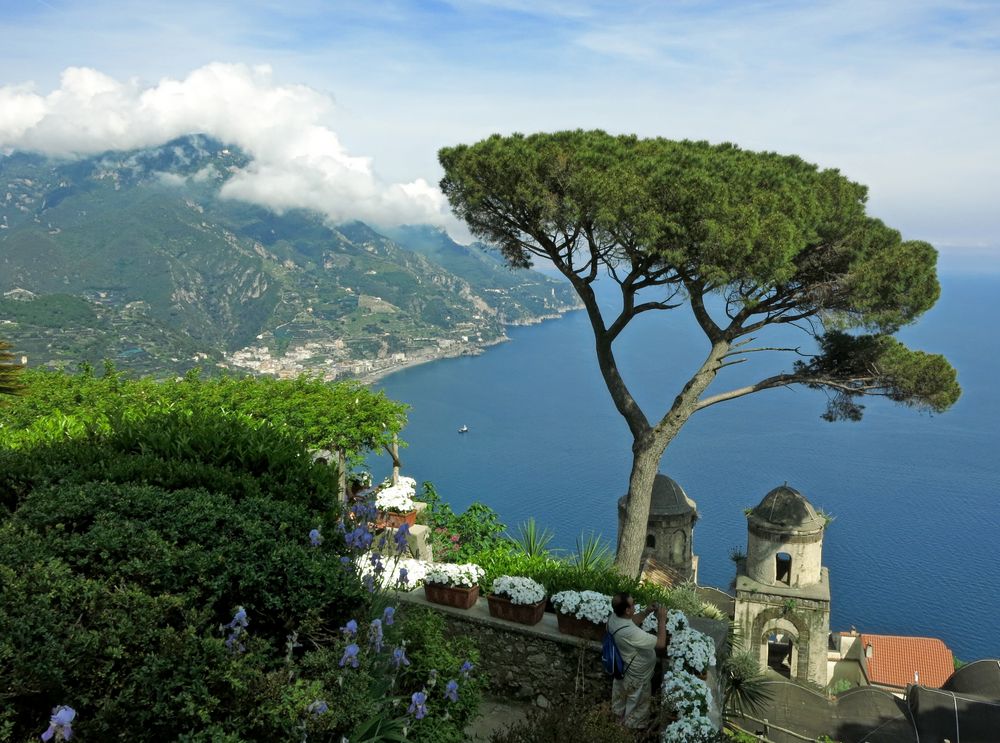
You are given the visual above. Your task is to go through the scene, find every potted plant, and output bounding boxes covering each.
[375,479,417,528]
[423,563,485,609]
[550,590,611,641]
[486,576,546,625]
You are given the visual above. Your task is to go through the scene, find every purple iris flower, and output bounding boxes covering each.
[341,619,358,636]
[363,574,375,593]
[40,705,76,741]
[383,606,395,626]
[445,679,459,702]
[394,523,410,552]
[460,660,474,678]
[307,700,329,716]
[397,567,409,586]
[369,618,384,652]
[392,646,411,668]
[408,691,428,720]
[339,643,360,668]
[227,607,248,629]
[225,633,245,653]
[309,528,322,547]
[369,552,385,576]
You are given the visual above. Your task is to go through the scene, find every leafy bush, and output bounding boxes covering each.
[419,482,506,562]
[468,544,678,608]
[397,607,482,743]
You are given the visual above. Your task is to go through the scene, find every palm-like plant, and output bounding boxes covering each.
[570,530,612,571]
[722,649,773,718]
[508,517,556,558]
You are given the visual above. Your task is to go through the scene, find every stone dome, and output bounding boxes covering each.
[649,474,696,516]
[616,474,696,517]
[749,484,825,531]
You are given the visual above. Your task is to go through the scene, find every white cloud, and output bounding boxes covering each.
[0,63,455,232]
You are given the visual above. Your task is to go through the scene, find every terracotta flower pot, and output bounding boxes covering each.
[424,582,480,610]
[377,509,417,529]
[486,593,546,625]
[555,611,605,641]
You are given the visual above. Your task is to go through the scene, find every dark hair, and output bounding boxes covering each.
[611,592,632,617]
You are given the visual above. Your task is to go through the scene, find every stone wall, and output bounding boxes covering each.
[399,590,611,707]
[398,590,729,712]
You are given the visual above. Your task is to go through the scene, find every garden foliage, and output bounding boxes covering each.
[0,368,476,742]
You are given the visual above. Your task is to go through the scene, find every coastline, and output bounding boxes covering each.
[359,304,582,386]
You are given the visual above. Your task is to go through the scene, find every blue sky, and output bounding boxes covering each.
[1,0,998,269]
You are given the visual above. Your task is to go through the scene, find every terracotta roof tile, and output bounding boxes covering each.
[860,633,954,689]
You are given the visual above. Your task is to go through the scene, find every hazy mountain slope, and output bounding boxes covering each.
[0,136,577,375]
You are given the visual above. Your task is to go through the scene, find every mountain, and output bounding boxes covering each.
[0,136,578,377]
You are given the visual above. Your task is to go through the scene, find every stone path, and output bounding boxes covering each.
[463,697,534,741]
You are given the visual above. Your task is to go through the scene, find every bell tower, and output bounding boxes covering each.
[734,484,831,686]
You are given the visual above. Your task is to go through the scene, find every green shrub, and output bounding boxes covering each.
[398,607,483,743]
[418,482,506,562]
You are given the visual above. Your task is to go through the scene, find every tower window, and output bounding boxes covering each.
[776,552,792,585]
[646,533,656,549]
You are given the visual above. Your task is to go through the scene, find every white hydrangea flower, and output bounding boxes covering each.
[491,575,546,605]
[551,590,612,624]
[424,562,485,588]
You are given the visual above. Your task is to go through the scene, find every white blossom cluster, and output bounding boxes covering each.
[662,653,716,741]
[424,562,485,588]
[375,479,416,512]
[551,590,612,624]
[662,669,713,718]
[661,714,715,743]
[635,606,686,633]
[490,576,546,605]
[667,625,717,674]
[355,555,430,590]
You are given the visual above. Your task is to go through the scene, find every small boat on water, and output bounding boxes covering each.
[458,425,469,434]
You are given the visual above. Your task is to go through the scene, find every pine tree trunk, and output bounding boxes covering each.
[613,439,669,576]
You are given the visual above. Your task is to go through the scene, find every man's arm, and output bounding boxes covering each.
[654,607,667,651]
[631,605,655,628]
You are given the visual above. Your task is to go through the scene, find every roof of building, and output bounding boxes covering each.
[909,684,1000,742]
[749,484,825,530]
[639,555,688,588]
[860,633,955,689]
[649,474,696,515]
[942,659,1000,698]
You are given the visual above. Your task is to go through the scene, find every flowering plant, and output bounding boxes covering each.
[375,482,416,512]
[551,590,611,624]
[667,625,717,674]
[490,575,545,605]
[424,562,484,588]
[662,714,716,742]
[662,669,713,717]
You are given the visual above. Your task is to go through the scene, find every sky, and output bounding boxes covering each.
[1,0,998,269]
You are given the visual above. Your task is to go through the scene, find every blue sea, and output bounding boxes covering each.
[370,273,1000,662]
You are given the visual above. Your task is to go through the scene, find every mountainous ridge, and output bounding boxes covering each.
[0,135,579,377]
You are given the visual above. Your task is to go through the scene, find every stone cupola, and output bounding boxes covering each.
[746,484,826,588]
